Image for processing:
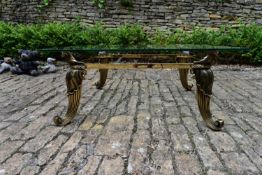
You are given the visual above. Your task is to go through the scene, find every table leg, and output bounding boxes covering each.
[193,68,224,131]
[179,69,193,91]
[53,69,86,126]
[178,56,193,91]
[95,69,108,89]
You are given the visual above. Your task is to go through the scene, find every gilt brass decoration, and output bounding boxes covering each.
[178,55,193,91]
[40,46,249,130]
[193,68,224,131]
[95,69,108,89]
[85,63,203,69]
[179,69,193,91]
[53,53,87,126]
[51,51,228,130]
[53,69,86,126]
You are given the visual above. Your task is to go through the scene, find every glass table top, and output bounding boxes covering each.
[39,45,249,54]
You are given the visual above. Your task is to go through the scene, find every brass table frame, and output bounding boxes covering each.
[39,46,248,131]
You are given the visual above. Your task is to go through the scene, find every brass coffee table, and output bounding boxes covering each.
[40,45,249,131]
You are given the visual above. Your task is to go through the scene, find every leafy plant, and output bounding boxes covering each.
[38,0,52,11]
[120,0,133,7]
[0,21,261,64]
[85,23,111,45]
[90,0,106,8]
[149,30,171,46]
[112,24,148,46]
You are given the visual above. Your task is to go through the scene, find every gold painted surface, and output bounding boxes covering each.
[94,54,193,59]
[84,63,204,69]
[53,69,86,126]
[193,69,224,131]
[54,52,224,131]
[179,69,193,91]
[95,69,108,89]
[178,56,193,91]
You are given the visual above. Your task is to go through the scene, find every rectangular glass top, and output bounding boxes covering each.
[39,45,249,54]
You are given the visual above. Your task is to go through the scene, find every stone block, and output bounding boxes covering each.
[95,115,134,156]
[2,153,33,175]
[78,156,102,175]
[221,152,259,174]
[37,135,68,166]
[97,156,124,175]
[175,153,203,175]
[193,134,223,170]
[170,124,193,152]
[0,140,24,163]
[20,126,61,153]
[207,131,237,152]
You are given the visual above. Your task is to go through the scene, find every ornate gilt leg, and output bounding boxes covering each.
[179,69,193,91]
[178,55,193,91]
[53,68,86,126]
[193,68,224,131]
[95,69,108,89]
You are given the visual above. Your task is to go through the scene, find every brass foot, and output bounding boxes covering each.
[95,69,108,89]
[178,54,193,91]
[193,68,224,131]
[53,69,86,126]
[179,69,193,91]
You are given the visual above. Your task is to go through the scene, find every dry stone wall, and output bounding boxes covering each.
[1,0,262,30]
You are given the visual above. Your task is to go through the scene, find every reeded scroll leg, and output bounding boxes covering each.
[95,69,108,89]
[179,69,193,91]
[178,55,193,91]
[193,68,224,131]
[53,69,86,126]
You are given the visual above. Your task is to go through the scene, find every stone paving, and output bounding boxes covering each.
[0,66,261,175]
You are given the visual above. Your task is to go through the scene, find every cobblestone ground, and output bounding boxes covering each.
[0,66,262,175]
